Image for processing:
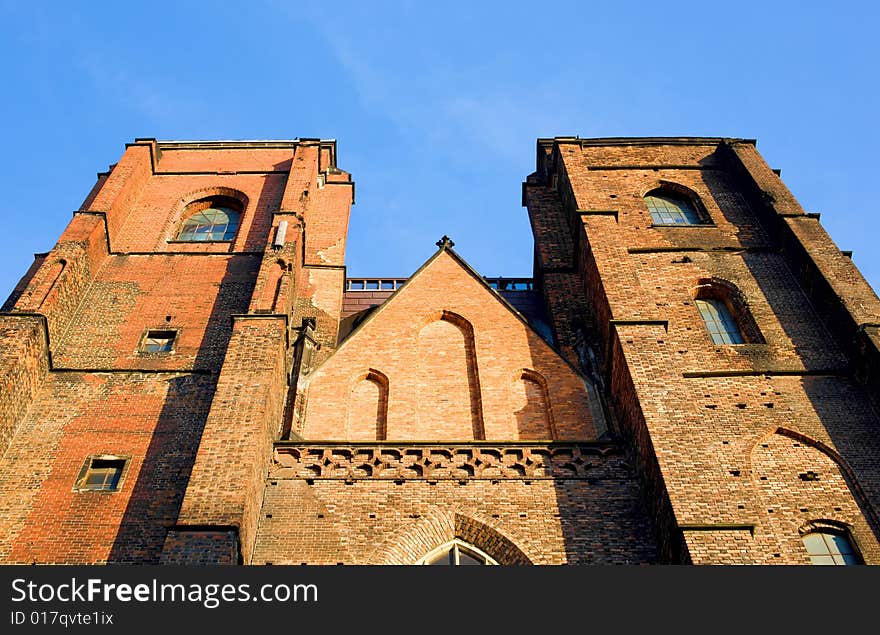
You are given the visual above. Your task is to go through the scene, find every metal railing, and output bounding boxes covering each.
[485,278,534,291]
[345,279,407,291]
[345,277,534,291]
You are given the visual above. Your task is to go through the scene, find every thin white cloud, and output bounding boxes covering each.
[290,2,604,164]
[77,53,196,124]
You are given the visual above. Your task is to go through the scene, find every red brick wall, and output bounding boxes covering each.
[114,174,286,253]
[13,214,109,343]
[300,250,598,442]
[157,147,294,173]
[173,316,288,564]
[0,372,216,563]
[5,134,877,567]
[50,254,258,371]
[85,142,153,239]
[529,137,880,563]
[0,316,49,459]
[0,139,352,564]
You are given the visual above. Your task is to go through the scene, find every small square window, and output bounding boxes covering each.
[140,330,177,353]
[75,456,128,492]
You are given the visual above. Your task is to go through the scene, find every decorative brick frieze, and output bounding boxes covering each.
[271,442,620,481]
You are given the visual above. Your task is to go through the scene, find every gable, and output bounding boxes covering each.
[299,248,602,441]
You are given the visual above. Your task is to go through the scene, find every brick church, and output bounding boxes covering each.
[1,137,878,565]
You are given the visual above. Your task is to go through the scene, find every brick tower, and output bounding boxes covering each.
[524,137,880,564]
[0,139,356,564]
[1,136,878,565]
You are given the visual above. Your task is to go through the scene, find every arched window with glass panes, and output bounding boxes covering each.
[693,279,763,346]
[694,298,744,344]
[175,195,242,242]
[417,539,498,565]
[644,187,709,226]
[802,531,861,565]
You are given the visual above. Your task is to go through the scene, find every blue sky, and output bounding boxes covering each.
[1,1,878,301]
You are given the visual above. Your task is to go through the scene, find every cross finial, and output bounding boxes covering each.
[436,235,455,249]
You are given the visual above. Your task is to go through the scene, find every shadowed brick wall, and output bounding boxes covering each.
[526,137,880,563]
[253,443,657,565]
[0,372,216,563]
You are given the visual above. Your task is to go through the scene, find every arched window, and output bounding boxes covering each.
[694,298,744,344]
[645,189,706,225]
[802,531,861,565]
[418,539,498,565]
[693,278,762,345]
[176,196,242,242]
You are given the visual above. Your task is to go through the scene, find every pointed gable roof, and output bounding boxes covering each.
[330,238,571,371]
[300,238,603,442]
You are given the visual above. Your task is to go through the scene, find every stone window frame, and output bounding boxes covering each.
[693,277,764,345]
[644,181,714,227]
[73,455,131,493]
[798,520,863,565]
[417,539,499,565]
[137,328,180,355]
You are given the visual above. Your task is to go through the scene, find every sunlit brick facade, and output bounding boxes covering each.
[2,137,878,564]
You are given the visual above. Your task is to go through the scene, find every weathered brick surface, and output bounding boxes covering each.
[253,444,657,565]
[278,142,354,267]
[0,316,49,458]
[293,266,345,361]
[172,316,288,563]
[85,142,153,239]
[528,137,880,564]
[114,174,286,254]
[160,530,239,565]
[0,139,347,565]
[3,135,878,567]
[0,372,215,563]
[11,214,109,342]
[51,254,258,371]
[248,216,300,316]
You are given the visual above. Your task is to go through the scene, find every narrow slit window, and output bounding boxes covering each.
[695,298,744,344]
